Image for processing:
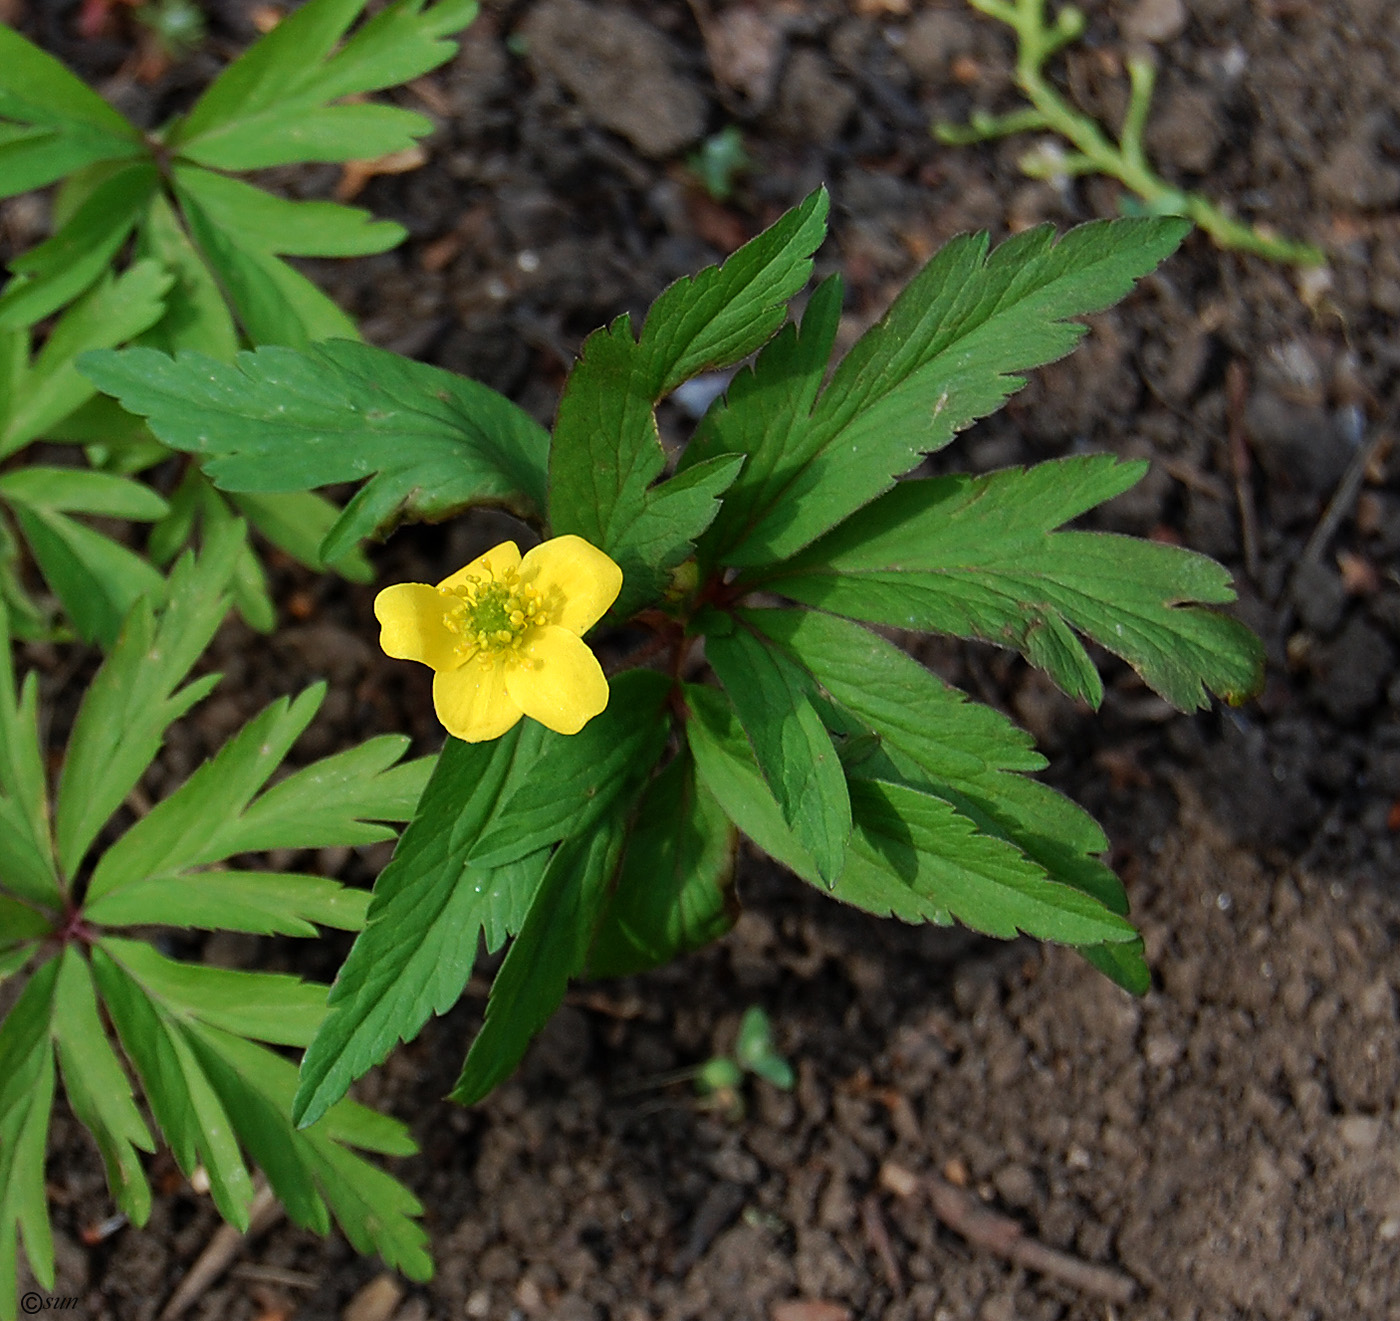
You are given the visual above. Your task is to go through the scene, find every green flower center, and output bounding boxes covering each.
[439,568,549,667]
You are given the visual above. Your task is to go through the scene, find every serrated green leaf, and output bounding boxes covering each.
[174,165,405,256]
[182,102,435,171]
[1080,937,1151,994]
[742,607,1125,912]
[79,342,550,559]
[50,949,153,1225]
[294,670,669,1128]
[0,161,158,331]
[132,193,239,359]
[54,524,240,876]
[705,217,1189,567]
[0,895,48,948]
[548,189,828,607]
[705,619,850,883]
[300,0,478,101]
[98,936,327,1047]
[0,262,172,458]
[0,957,59,1302]
[7,503,165,647]
[87,870,371,937]
[763,456,1266,710]
[91,946,256,1228]
[839,779,1136,944]
[451,801,629,1105]
[587,752,736,978]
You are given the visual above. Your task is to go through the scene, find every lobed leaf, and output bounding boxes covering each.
[762,455,1266,710]
[693,216,1189,567]
[79,341,550,560]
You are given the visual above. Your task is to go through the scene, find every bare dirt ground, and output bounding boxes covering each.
[9,0,1400,1318]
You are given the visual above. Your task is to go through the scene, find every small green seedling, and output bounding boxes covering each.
[688,126,753,203]
[935,0,1324,266]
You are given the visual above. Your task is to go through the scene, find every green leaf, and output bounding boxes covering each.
[97,937,328,1046]
[701,216,1189,567]
[54,524,240,877]
[91,946,256,1229]
[0,25,139,137]
[548,189,828,607]
[741,607,1125,913]
[681,272,843,565]
[734,1006,793,1090]
[838,779,1136,945]
[87,871,370,938]
[230,490,374,580]
[684,683,822,884]
[50,949,153,1225]
[91,942,429,1277]
[132,193,239,359]
[7,502,165,647]
[171,0,474,169]
[178,193,359,348]
[0,601,59,908]
[762,456,1265,710]
[0,261,172,457]
[705,618,850,883]
[0,957,58,1300]
[0,467,168,519]
[451,803,629,1105]
[173,164,404,257]
[587,752,736,978]
[79,341,550,560]
[0,161,158,331]
[293,670,669,1128]
[183,1025,430,1279]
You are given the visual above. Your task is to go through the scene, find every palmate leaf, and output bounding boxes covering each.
[168,0,475,170]
[91,942,429,1279]
[451,803,631,1106]
[762,455,1265,711]
[704,616,850,883]
[685,216,1190,568]
[684,683,1135,952]
[586,751,736,979]
[293,671,670,1128]
[548,188,828,617]
[79,340,550,563]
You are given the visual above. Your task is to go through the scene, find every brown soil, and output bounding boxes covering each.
[8,1,1400,1318]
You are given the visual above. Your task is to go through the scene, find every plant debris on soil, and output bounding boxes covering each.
[5,1,1400,1318]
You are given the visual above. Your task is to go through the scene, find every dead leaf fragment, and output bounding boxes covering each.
[336,144,428,201]
[770,1302,853,1321]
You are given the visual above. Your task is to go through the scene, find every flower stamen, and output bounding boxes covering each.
[438,567,549,671]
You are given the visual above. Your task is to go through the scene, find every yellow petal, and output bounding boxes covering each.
[374,582,460,670]
[506,625,610,735]
[433,657,523,742]
[519,534,622,636]
[438,540,521,592]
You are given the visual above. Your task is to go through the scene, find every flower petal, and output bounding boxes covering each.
[375,582,460,670]
[519,535,623,636]
[438,540,521,592]
[433,657,523,742]
[506,625,610,735]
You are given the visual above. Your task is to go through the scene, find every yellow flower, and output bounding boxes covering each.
[374,535,623,743]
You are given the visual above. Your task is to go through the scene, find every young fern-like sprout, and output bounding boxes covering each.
[935,0,1326,266]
